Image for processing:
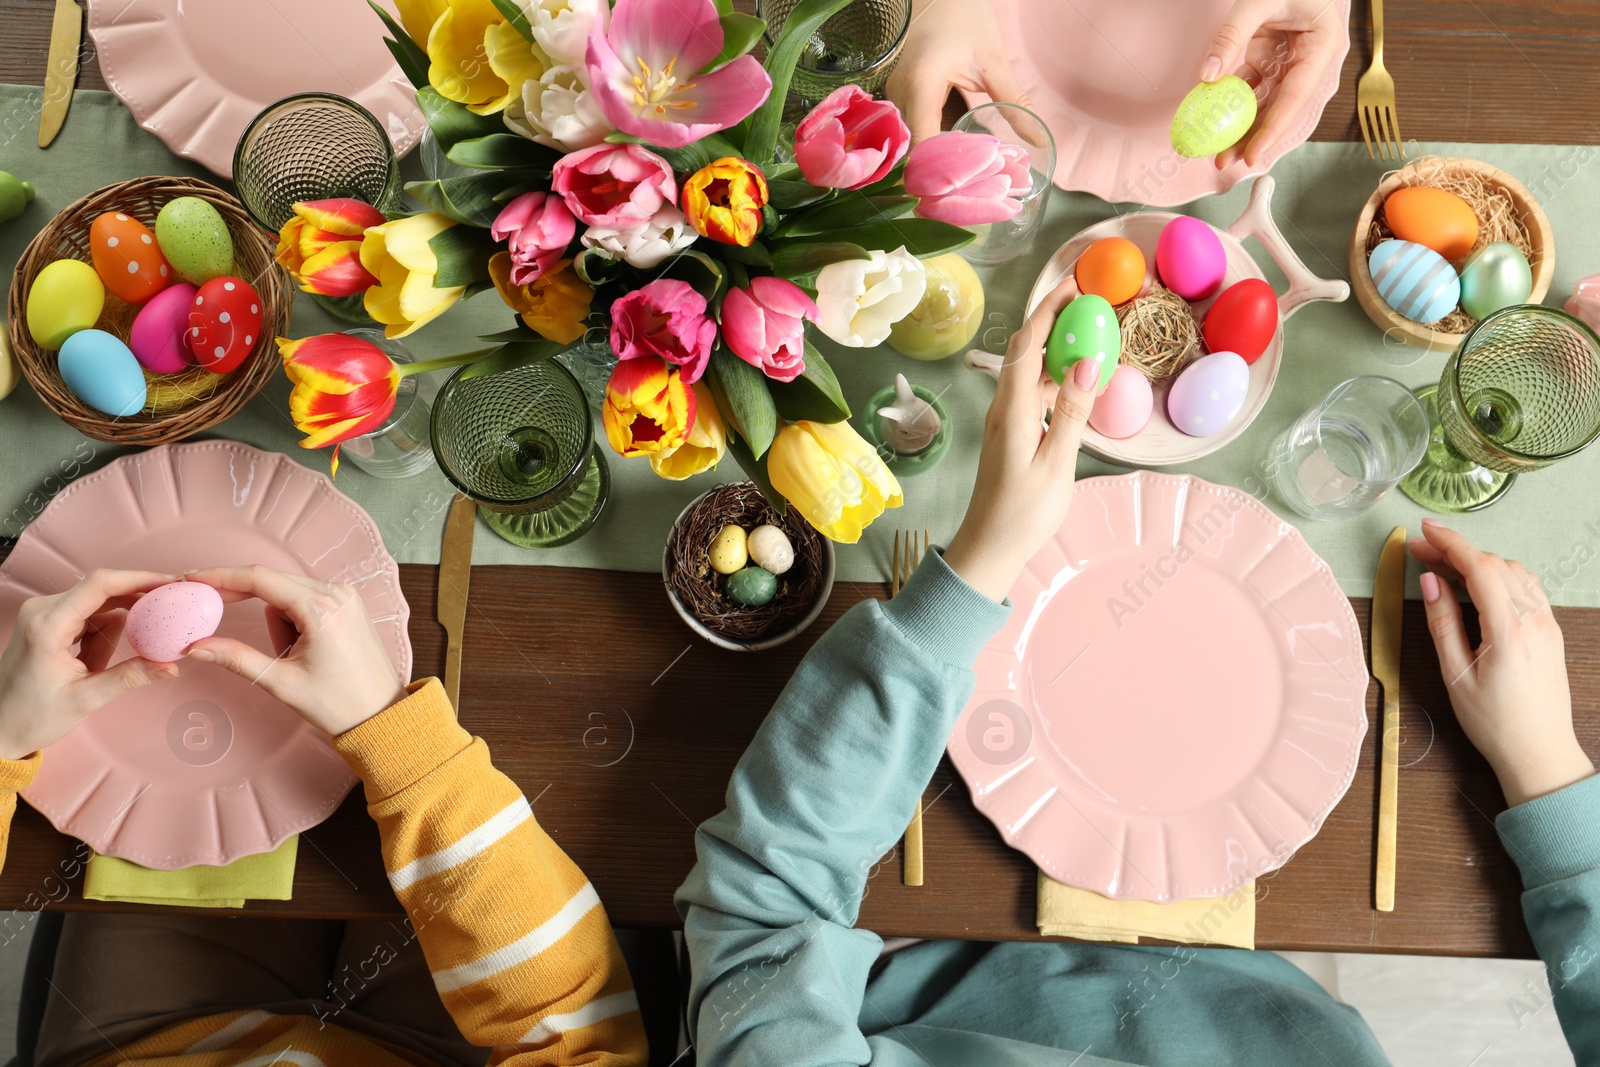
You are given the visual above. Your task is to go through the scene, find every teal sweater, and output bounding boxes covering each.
[676,551,1600,1066]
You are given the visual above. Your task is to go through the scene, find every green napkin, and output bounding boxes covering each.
[83,835,298,908]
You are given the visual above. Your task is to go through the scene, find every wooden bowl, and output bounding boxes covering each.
[6,176,292,445]
[1349,158,1554,353]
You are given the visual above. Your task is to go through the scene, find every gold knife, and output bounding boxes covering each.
[1372,525,1407,912]
[38,0,82,148]
[437,494,476,716]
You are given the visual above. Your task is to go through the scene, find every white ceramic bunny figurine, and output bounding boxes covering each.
[877,374,942,454]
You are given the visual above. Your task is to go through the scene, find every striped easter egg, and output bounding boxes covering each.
[1369,239,1461,324]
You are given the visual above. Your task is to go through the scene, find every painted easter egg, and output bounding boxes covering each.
[1074,237,1146,306]
[709,524,748,575]
[1458,242,1533,321]
[26,259,105,350]
[1089,364,1153,439]
[1383,186,1479,262]
[188,277,263,374]
[126,581,225,662]
[1369,239,1461,324]
[90,211,172,304]
[1202,278,1278,363]
[155,197,234,285]
[1045,294,1120,388]
[0,320,17,399]
[1156,216,1227,301]
[128,283,199,375]
[58,329,147,417]
[747,524,794,575]
[725,566,777,607]
[1167,350,1249,437]
[1170,76,1258,158]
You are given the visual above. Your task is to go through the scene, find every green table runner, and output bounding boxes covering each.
[4,87,1600,603]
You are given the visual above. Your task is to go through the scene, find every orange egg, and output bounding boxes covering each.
[90,211,173,304]
[1383,187,1480,262]
[1074,237,1147,306]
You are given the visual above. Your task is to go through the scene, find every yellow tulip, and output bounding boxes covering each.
[488,252,593,344]
[427,0,526,114]
[768,420,902,543]
[393,0,448,46]
[650,384,727,479]
[359,213,467,339]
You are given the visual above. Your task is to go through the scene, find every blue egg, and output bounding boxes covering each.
[58,329,147,417]
[1369,239,1461,324]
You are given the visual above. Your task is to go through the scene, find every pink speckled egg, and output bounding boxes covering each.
[128,282,198,374]
[125,581,224,663]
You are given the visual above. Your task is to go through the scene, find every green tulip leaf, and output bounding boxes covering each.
[726,433,787,515]
[705,346,777,459]
[769,241,869,279]
[415,88,509,149]
[769,343,850,423]
[479,323,546,343]
[702,13,766,75]
[714,240,774,267]
[767,178,834,211]
[368,1,429,89]
[745,0,855,165]
[775,194,919,237]
[487,0,535,41]
[785,218,973,258]
[447,134,560,171]
[647,133,745,175]
[429,225,498,288]
[660,248,727,305]
[404,171,526,228]
[574,246,625,287]
[858,162,908,196]
[458,340,569,382]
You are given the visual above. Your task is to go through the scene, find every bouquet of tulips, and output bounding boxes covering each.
[272,0,1034,541]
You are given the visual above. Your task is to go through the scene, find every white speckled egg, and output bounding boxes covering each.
[746,524,794,575]
[1167,351,1249,437]
[126,581,224,663]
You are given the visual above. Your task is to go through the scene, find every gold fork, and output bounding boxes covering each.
[893,529,930,887]
[1356,0,1404,160]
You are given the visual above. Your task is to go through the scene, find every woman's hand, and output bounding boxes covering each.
[944,278,1097,602]
[0,569,181,760]
[1410,521,1594,807]
[884,0,1029,144]
[184,566,407,737]
[1201,0,1346,169]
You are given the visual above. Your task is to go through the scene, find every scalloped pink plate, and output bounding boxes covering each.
[981,0,1349,205]
[88,0,422,178]
[947,471,1368,902]
[0,442,411,870]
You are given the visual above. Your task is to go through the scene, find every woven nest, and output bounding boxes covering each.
[1362,156,1536,334]
[6,176,293,445]
[1116,283,1200,382]
[665,482,828,642]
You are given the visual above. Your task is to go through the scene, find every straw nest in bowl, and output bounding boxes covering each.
[664,482,829,644]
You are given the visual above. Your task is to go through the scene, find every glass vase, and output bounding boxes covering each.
[339,330,437,479]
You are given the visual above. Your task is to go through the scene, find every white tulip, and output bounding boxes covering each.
[504,63,613,152]
[814,247,928,348]
[519,0,604,67]
[582,206,699,269]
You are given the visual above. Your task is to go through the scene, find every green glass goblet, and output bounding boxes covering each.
[430,359,610,548]
[1400,305,1600,512]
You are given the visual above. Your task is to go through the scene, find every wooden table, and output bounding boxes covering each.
[2,0,1597,958]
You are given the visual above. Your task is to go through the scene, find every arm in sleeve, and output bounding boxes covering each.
[0,753,39,878]
[1496,771,1600,1064]
[334,679,648,1067]
[675,551,1009,1066]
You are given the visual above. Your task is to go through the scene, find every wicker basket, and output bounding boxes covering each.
[6,176,292,444]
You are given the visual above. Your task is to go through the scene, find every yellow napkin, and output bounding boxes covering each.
[1037,871,1256,949]
[84,836,298,908]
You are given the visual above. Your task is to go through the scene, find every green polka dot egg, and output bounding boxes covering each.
[1045,294,1121,389]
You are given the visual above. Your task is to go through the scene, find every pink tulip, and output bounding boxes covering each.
[552,143,677,229]
[490,192,578,286]
[720,277,817,382]
[905,131,1033,226]
[610,278,717,384]
[793,86,910,191]
[585,0,771,149]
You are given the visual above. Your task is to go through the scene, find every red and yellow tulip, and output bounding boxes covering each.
[681,157,768,247]
[274,199,386,297]
[489,252,593,344]
[603,357,696,457]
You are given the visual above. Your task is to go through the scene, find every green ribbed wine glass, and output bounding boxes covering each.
[431,359,609,548]
[1400,305,1600,512]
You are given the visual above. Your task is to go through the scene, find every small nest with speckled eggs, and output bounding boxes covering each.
[665,482,828,641]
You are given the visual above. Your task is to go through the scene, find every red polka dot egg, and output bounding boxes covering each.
[188,277,262,374]
[89,211,172,304]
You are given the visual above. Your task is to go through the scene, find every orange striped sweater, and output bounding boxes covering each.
[0,678,649,1066]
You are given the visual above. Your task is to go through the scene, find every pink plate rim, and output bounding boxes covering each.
[946,470,1369,902]
[3,441,411,869]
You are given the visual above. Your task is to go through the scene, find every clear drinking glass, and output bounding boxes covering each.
[1268,376,1430,522]
[952,102,1056,266]
[338,331,437,479]
[233,93,401,233]
[756,0,912,106]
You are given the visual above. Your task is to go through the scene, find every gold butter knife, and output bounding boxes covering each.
[38,0,82,149]
[1372,525,1406,912]
[438,494,476,716]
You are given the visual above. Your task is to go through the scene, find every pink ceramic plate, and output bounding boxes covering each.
[982,0,1349,205]
[947,471,1368,902]
[0,441,411,870]
[89,0,423,177]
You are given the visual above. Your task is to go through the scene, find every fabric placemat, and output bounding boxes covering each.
[4,86,1600,602]
[1037,871,1256,949]
[84,834,298,908]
